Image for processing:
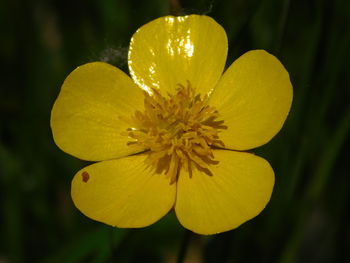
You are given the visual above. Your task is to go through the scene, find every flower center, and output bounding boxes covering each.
[121,81,227,184]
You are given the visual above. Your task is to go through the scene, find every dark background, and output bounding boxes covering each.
[1,0,350,262]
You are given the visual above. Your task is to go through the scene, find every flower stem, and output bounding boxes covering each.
[274,0,291,54]
[177,229,192,263]
[170,0,182,15]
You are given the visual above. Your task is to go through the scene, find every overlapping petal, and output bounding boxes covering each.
[71,154,176,228]
[128,15,227,95]
[51,62,146,161]
[209,50,293,151]
[175,150,274,234]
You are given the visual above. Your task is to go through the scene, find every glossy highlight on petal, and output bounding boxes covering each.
[128,15,228,95]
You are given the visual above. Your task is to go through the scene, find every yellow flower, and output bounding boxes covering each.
[51,15,292,235]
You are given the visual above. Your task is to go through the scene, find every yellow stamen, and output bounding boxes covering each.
[120,81,227,184]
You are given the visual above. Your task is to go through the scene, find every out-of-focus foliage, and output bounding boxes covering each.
[0,0,349,262]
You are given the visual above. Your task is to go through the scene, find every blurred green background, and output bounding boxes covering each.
[1,0,350,262]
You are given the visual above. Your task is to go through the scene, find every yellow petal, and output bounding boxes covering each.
[128,15,227,95]
[51,62,146,161]
[175,150,274,235]
[71,154,176,228]
[209,50,293,150]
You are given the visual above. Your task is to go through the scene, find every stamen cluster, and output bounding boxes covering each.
[121,82,227,184]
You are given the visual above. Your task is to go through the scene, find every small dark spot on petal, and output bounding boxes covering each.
[82,171,89,182]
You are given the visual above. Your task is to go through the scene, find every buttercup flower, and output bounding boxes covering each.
[51,15,292,235]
